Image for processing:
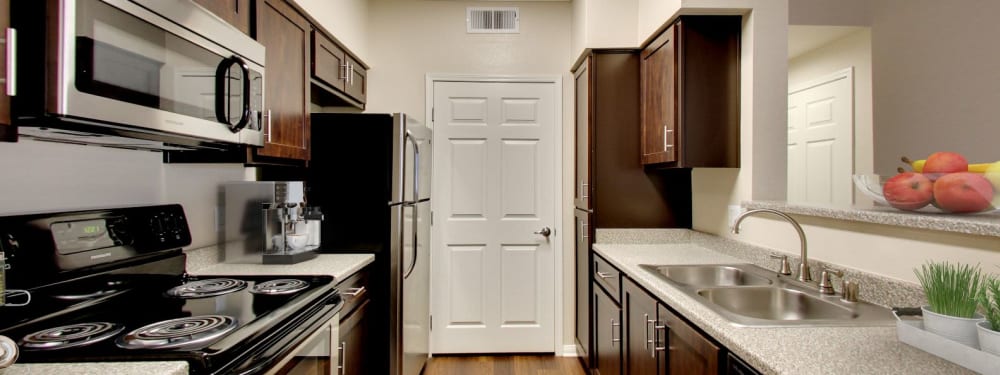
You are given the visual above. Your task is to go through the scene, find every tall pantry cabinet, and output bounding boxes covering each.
[572,49,691,370]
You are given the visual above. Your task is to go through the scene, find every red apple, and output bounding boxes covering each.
[883,172,934,211]
[932,172,994,213]
[923,151,969,180]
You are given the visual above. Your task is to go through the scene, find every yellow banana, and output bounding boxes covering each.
[901,156,994,173]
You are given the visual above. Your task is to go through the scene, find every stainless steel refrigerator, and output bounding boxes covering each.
[300,113,430,375]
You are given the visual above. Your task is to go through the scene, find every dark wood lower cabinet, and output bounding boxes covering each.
[575,209,592,367]
[660,304,720,375]
[339,298,370,375]
[594,284,622,375]
[726,353,761,375]
[624,278,660,375]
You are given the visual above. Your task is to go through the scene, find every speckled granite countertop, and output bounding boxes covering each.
[593,231,971,375]
[745,200,1000,238]
[0,362,187,375]
[188,252,374,281]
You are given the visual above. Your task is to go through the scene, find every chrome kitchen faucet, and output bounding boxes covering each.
[731,208,813,283]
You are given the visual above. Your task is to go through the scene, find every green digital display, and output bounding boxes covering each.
[51,219,115,254]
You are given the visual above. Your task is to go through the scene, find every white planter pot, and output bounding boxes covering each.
[922,305,985,348]
[977,321,1000,356]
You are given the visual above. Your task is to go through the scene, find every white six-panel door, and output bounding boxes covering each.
[788,68,855,205]
[431,80,555,353]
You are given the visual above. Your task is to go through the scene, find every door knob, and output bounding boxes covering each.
[534,227,552,237]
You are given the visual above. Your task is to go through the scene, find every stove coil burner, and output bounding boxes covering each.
[20,322,124,351]
[166,278,247,298]
[250,279,311,295]
[116,315,238,350]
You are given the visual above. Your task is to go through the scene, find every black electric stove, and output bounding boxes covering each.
[0,204,341,374]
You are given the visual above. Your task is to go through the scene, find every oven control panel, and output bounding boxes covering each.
[0,204,192,289]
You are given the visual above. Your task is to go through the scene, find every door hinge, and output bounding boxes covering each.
[430,211,434,226]
[431,107,435,123]
[430,315,433,331]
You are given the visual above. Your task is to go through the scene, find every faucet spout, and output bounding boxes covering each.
[731,208,812,283]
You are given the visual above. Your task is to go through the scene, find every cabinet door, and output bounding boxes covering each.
[574,209,592,367]
[257,0,310,161]
[311,30,347,92]
[659,304,719,375]
[0,0,14,141]
[573,57,592,210]
[640,25,676,165]
[624,278,660,375]
[194,0,253,35]
[340,299,371,375]
[594,286,622,375]
[344,55,367,103]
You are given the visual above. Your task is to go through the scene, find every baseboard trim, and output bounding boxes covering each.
[560,344,579,357]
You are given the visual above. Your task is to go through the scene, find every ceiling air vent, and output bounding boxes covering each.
[467,7,519,34]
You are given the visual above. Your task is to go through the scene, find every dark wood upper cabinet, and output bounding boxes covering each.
[641,16,741,168]
[344,55,367,103]
[572,49,692,229]
[310,29,367,108]
[624,278,661,375]
[312,30,348,93]
[0,0,14,142]
[660,303,720,375]
[256,0,310,161]
[194,0,254,36]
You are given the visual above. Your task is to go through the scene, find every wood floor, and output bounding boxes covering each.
[423,354,588,375]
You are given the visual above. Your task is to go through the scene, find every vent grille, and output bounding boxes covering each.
[467,7,519,34]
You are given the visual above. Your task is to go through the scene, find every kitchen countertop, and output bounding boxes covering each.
[1,253,374,374]
[188,253,375,281]
[593,239,971,374]
[0,362,188,375]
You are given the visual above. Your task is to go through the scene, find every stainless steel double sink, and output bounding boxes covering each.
[639,264,896,327]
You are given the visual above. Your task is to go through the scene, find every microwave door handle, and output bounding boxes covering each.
[215,55,252,133]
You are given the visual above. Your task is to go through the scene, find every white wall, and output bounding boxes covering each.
[788,28,874,195]
[366,0,575,352]
[0,139,249,250]
[292,0,370,61]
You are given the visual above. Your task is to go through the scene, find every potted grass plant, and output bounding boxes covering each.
[977,276,1000,356]
[915,261,986,348]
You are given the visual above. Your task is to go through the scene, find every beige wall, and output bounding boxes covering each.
[0,139,249,250]
[871,0,1000,176]
[788,28,874,197]
[570,0,639,57]
[366,0,575,352]
[292,0,370,61]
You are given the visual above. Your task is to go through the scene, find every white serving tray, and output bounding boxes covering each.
[894,311,1000,374]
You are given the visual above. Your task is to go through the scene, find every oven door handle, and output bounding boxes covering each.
[215,55,252,133]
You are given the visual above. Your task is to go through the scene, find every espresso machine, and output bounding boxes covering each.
[223,181,323,264]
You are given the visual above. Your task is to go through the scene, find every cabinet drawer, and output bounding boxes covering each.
[336,268,370,319]
[594,254,621,303]
[311,30,348,91]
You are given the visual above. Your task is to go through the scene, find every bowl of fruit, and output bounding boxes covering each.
[853,151,1000,214]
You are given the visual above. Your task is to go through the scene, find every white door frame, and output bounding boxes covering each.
[425,73,564,355]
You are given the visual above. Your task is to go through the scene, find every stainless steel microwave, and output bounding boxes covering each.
[11,0,265,150]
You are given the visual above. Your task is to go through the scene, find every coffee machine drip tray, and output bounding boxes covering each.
[263,249,318,265]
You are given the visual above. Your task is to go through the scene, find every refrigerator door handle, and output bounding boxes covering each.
[404,204,418,279]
